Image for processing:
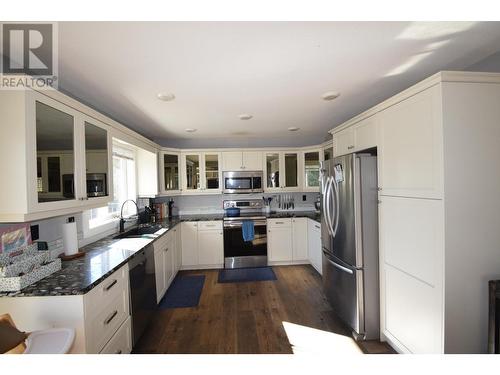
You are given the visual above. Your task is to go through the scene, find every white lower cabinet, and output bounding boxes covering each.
[198,229,224,266]
[83,264,131,354]
[384,265,442,354]
[292,218,308,263]
[100,316,132,354]
[268,219,293,262]
[154,230,176,303]
[307,219,322,274]
[181,222,199,267]
[181,221,223,269]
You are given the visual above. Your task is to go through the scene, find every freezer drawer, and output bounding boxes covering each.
[322,251,364,337]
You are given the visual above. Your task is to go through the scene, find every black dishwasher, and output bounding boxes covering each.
[129,245,157,347]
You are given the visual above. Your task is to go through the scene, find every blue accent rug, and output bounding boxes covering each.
[218,267,277,283]
[159,275,205,309]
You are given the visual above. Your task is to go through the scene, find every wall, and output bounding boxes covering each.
[154,192,319,215]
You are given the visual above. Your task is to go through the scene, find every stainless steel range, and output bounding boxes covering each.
[223,199,267,269]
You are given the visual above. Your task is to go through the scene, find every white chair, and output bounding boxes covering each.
[1,314,75,354]
[23,328,75,354]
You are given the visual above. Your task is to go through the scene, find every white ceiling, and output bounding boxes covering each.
[57,22,500,148]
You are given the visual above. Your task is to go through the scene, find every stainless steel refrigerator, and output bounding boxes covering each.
[320,153,380,340]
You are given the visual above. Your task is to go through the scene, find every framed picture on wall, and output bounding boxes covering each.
[0,224,32,255]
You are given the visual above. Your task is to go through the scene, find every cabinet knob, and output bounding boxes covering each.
[348,145,354,150]
[377,187,382,191]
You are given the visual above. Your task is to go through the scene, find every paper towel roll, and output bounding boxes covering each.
[62,221,78,256]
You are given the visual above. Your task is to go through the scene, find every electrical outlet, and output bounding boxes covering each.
[30,225,39,241]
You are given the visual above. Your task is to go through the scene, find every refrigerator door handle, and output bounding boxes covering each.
[324,177,334,237]
[331,177,340,236]
[323,253,354,274]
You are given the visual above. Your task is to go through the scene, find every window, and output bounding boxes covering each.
[86,141,137,231]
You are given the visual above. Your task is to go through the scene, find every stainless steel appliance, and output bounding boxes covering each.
[223,199,267,268]
[128,245,157,347]
[86,173,107,197]
[321,153,379,340]
[222,171,263,194]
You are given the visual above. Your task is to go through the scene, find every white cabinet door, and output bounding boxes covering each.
[242,151,262,170]
[353,115,378,152]
[378,85,443,199]
[379,196,444,287]
[292,218,308,262]
[154,246,165,303]
[172,226,181,274]
[307,220,322,274]
[181,222,199,266]
[222,152,243,171]
[333,127,355,157]
[198,229,223,266]
[163,244,175,288]
[384,265,443,353]
[268,220,293,262]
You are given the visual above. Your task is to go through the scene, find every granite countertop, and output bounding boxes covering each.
[0,211,318,298]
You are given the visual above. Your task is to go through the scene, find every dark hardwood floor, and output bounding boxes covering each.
[134,265,395,354]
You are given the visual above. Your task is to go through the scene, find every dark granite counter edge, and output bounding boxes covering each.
[1,212,319,298]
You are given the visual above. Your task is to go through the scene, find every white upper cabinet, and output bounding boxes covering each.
[302,148,321,192]
[333,115,378,157]
[378,85,443,199]
[202,153,221,192]
[0,89,116,221]
[352,115,378,152]
[159,152,181,194]
[333,127,354,156]
[181,152,221,194]
[264,151,300,192]
[221,151,262,171]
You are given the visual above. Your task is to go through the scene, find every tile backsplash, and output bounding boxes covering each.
[154,192,320,215]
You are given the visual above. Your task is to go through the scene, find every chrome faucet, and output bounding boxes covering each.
[119,199,140,233]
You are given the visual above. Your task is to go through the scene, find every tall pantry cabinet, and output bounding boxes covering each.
[331,71,500,354]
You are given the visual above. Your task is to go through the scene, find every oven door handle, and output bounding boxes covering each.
[224,222,267,228]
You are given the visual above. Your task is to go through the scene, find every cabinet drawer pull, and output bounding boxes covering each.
[115,350,122,354]
[104,310,118,325]
[274,221,284,224]
[315,225,320,230]
[104,279,117,291]
[347,145,354,150]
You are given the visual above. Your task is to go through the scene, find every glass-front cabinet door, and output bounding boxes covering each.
[283,152,299,190]
[304,150,320,190]
[324,145,333,161]
[34,98,80,208]
[162,153,180,192]
[83,119,110,202]
[265,152,281,191]
[182,153,201,192]
[203,153,220,192]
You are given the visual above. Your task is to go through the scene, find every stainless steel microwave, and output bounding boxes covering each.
[87,173,107,197]
[222,171,263,194]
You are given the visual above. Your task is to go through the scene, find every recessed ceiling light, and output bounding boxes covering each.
[185,128,197,133]
[238,114,253,120]
[322,91,340,101]
[288,127,300,132]
[157,93,176,102]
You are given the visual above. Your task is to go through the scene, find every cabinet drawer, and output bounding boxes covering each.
[85,264,128,315]
[308,219,321,232]
[267,218,292,228]
[198,221,223,231]
[99,316,132,354]
[85,285,130,353]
